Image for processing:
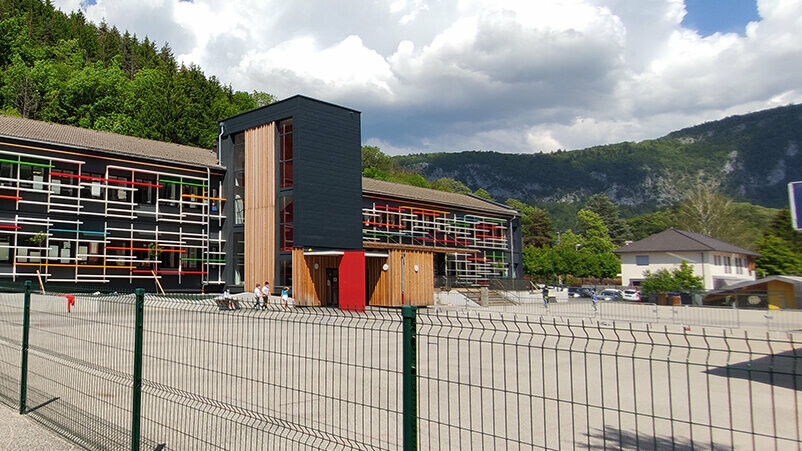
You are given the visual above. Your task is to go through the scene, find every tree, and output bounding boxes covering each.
[762,209,802,252]
[584,193,630,245]
[675,184,744,244]
[576,209,614,253]
[506,199,553,248]
[473,188,494,201]
[522,245,553,278]
[628,209,676,241]
[361,145,397,172]
[430,177,471,194]
[640,261,704,295]
[755,235,802,276]
[754,209,802,276]
[575,210,620,278]
[251,91,276,107]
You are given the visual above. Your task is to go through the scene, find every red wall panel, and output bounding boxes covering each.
[339,251,365,312]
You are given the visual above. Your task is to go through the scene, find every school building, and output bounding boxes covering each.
[0,95,522,308]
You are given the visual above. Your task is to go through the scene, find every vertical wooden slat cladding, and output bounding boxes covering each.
[366,257,390,306]
[244,124,275,291]
[292,249,340,306]
[368,250,433,306]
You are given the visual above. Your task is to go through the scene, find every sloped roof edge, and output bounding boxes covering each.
[362,177,518,216]
[614,228,759,256]
[0,114,221,168]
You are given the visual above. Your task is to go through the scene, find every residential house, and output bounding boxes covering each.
[614,228,758,290]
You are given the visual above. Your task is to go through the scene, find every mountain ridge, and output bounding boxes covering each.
[394,103,802,210]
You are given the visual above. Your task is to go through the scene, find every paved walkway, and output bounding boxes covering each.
[0,404,76,450]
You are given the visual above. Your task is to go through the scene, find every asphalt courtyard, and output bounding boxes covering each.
[0,404,77,450]
[0,293,800,449]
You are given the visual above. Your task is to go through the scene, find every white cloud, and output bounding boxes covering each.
[50,0,802,155]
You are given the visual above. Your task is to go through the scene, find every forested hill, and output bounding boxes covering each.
[395,103,802,210]
[0,0,269,148]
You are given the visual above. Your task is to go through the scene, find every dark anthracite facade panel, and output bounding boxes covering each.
[511,217,524,278]
[218,134,238,287]
[292,101,362,251]
[219,95,363,254]
[220,96,360,136]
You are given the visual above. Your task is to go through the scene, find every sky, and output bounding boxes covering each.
[52,0,802,155]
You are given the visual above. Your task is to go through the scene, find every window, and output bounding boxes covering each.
[108,175,129,202]
[185,184,201,209]
[81,242,103,265]
[160,182,179,205]
[210,187,220,213]
[184,247,200,270]
[279,119,293,188]
[160,250,180,269]
[60,242,71,264]
[50,177,61,195]
[234,179,244,224]
[0,237,11,264]
[234,232,244,285]
[635,255,649,266]
[279,195,293,252]
[19,164,31,186]
[50,165,78,196]
[232,133,245,224]
[80,172,104,199]
[279,257,292,288]
[107,241,128,266]
[714,255,721,266]
[77,243,101,264]
[232,133,245,173]
[0,161,14,185]
[48,241,72,264]
[77,244,88,263]
[135,176,157,205]
[32,166,44,190]
[724,256,732,274]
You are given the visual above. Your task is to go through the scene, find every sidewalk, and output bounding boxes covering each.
[0,404,76,450]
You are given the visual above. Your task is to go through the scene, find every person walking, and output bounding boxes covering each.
[224,288,235,310]
[542,286,549,306]
[253,283,262,309]
[591,291,598,311]
[261,281,270,308]
[281,286,289,310]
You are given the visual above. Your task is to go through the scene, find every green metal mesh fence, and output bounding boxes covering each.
[22,292,145,449]
[0,292,22,409]
[0,287,801,450]
[416,309,802,449]
[137,300,404,449]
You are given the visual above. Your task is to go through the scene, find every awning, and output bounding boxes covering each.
[302,250,389,258]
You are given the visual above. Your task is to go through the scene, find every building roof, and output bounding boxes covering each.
[362,177,518,216]
[613,228,759,256]
[220,94,360,123]
[0,115,220,168]
[707,275,802,292]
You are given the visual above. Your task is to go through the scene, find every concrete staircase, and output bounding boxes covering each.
[455,287,518,306]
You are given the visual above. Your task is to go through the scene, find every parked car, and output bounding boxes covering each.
[598,289,623,301]
[578,287,595,298]
[621,289,641,302]
[567,287,582,298]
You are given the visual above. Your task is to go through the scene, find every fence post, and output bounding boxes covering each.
[131,288,145,451]
[402,305,418,451]
[19,280,31,415]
